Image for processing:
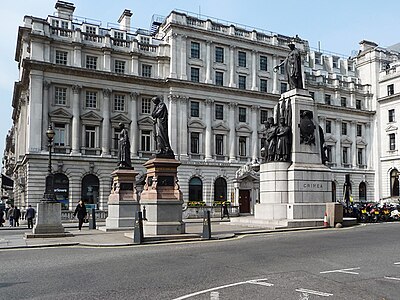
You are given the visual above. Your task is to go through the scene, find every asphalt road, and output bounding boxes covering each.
[1,223,399,300]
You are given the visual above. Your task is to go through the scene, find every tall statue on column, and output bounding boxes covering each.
[273,41,303,90]
[151,96,175,158]
[117,123,132,168]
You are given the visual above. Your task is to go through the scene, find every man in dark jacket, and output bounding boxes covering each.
[73,200,87,231]
[0,209,4,227]
[13,206,21,227]
[25,205,36,229]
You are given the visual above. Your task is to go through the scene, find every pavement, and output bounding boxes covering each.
[0,217,327,249]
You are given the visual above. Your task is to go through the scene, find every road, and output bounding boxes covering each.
[1,223,399,300]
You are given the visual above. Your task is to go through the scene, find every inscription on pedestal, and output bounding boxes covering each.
[120,183,133,190]
[158,176,174,186]
[300,182,325,190]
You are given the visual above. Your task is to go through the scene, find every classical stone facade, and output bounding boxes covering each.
[4,1,399,214]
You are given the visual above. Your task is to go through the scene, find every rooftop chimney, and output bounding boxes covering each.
[359,40,378,52]
[55,1,75,20]
[118,9,133,32]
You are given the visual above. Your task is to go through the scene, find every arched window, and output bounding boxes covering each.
[189,177,203,202]
[54,173,69,210]
[331,181,336,202]
[81,174,99,206]
[214,177,227,202]
[391,169,399,197]
[359,182,367,202]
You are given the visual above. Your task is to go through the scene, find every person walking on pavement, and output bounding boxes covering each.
[25,204,36,229]
[7,205,14,227]
[221,201,230,220]
[0,209,4,227]
[13,206,21,227]
[73,200,87,231]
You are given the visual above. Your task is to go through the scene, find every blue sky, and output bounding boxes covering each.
[0,0,399,158]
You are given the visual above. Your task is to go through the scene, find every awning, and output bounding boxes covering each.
[1,174,14,190]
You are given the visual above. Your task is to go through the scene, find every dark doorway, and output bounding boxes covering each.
[214,177,227,202]
[331,181,336,202]
[391,169,399,197]
[189,177,203,202]
[359,182,367,202]
[54,173,69,210]
[81,174,99,206]
[239,190,251,213]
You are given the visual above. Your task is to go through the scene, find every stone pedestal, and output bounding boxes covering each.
[140,157,185,235]
[32,202,65,235]
[103,168,139,231]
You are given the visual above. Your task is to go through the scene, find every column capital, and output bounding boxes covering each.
[229,45,236,50]
[251,105,260,111]
[206,40,212,45]
[318,116,326,121]
[228,101,238,108]
[72,85,81,94]
[205,98,214,105]
[102,88,112,98]
[168,94,180,102]
[180,96,189,103]
[171,32,178,39]
[130,92,139,100]
[43,80,51,90]
[335,118,342,123]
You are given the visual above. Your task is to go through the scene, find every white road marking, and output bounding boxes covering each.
[210,291,219,300]
[296,288,333,297]
[394,262,400,265]
[384,276,400,281]
[320,267,360,275]
[172,278,273,300]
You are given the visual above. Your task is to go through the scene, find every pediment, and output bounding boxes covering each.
[325,134,337,143]
[386,124,398,132]
[80,111,103,121]
[341,136,353,144]
[236,123,252,133]
[110,114,131,124]
[356,137,367,146]
[212,122,230,132]
[188,119,206,129]
[137,116,154,126]
[49,108,72,119]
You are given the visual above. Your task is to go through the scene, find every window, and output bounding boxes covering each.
[85,91,97,108]
[85,125,96,148]
[86,55,97,69]
[260,79,268,92]
[389,109,395,122]
[54,123,66,146]
[342,147,349,164]
[390,169,399,197]
[113,31,124,46]
[191,41,200,59]
[214,177,227,202]
[189,177,203,202]
[140,36,150,44]
[326,145,332,163]
[388,84,394,96]
[279,59,285,74]
[341,97,347,107]
[215,134,224,156]
[357,148,363,165]
[190,132,199,153]
[341,122,347,135]
[215,47,224,63]
[239,137,247,156]
[260,110,268,124]
[55,50,67,65]
[215,104,223,120]
[280,83,287,94]
[113,127,121,150]
[356,99,362,110]
[142,64,152,77]
[239,107,246,122]
[215,71,224,86]
[141,97,152,114]
[55,87,67,105]
[85,26,96,35]
[390,133,396,150]
[357,124,362,137]
[325,120,332,134]
[325,94,331,105]
[309,91,315,99]
[315,54,321,65]
[260,55,268,71]
[238,51,246,67]
[114,60,125,74]
[332,58,338,69]
[190,101,200,117]
[238,75,246,90]
[191,67,200,82]
[141,130,151,151]
[114,94,125,112]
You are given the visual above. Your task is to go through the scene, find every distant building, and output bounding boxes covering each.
[3,1,399,213]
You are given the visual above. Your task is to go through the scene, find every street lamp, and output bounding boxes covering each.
[43,124,56,202]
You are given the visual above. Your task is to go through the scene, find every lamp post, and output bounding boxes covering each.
[43,124,56,202]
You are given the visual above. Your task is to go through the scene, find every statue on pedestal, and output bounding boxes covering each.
[273,42,303,90]
[117,123,132,168]
[275,117,291,161]
[151,96,174,158]
[265,117,278,162]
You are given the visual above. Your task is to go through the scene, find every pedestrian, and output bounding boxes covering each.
[221,201,230,220]
[25,204,36,229]
[73,200,87,231]
[6,205,14,227]
[0,209,4,227]
[13,206,21,227]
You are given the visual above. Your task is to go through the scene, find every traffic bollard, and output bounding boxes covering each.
[202,210,211,240]
[133,211,144,244]
[89,208,96,229]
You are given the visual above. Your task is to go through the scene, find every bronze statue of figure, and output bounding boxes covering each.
[151,96,174,157]
[117,122,132,168]
[274,42,303,90]
[265,117,278,162]
[275,117,291,161]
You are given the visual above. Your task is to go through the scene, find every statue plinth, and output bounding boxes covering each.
[30,202,66,236]
[140,157,185,235]
[102,167,139,231]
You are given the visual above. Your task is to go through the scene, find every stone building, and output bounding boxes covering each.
[5,0,396,214]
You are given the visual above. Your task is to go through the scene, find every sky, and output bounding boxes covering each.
[0,0,399,160]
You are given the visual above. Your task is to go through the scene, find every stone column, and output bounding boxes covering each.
[351,121,357,167]
[180,35,187,80]
[272,55,279,94]
[169,33,178,78]
[131,53,139,76]
[71,85,81,155]
[179,97,189,160]
[228,102,237,161]
[28,73,43,153]
[335,118,342,166]
[205,99,213,161]
[251,105,259,161]
[42,81,50,150]
[251,50,257,90]
[205,41,212,84]
[130,92,139,158]
[365,122,371,168]
[168,95,178,154]
[103,49,111,72]
[73,45,82,67]
[229,46,236,87]
[101,89,111,156]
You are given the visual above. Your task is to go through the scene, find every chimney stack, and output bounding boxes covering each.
[118,9,133,32]
[55,1,75,20]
